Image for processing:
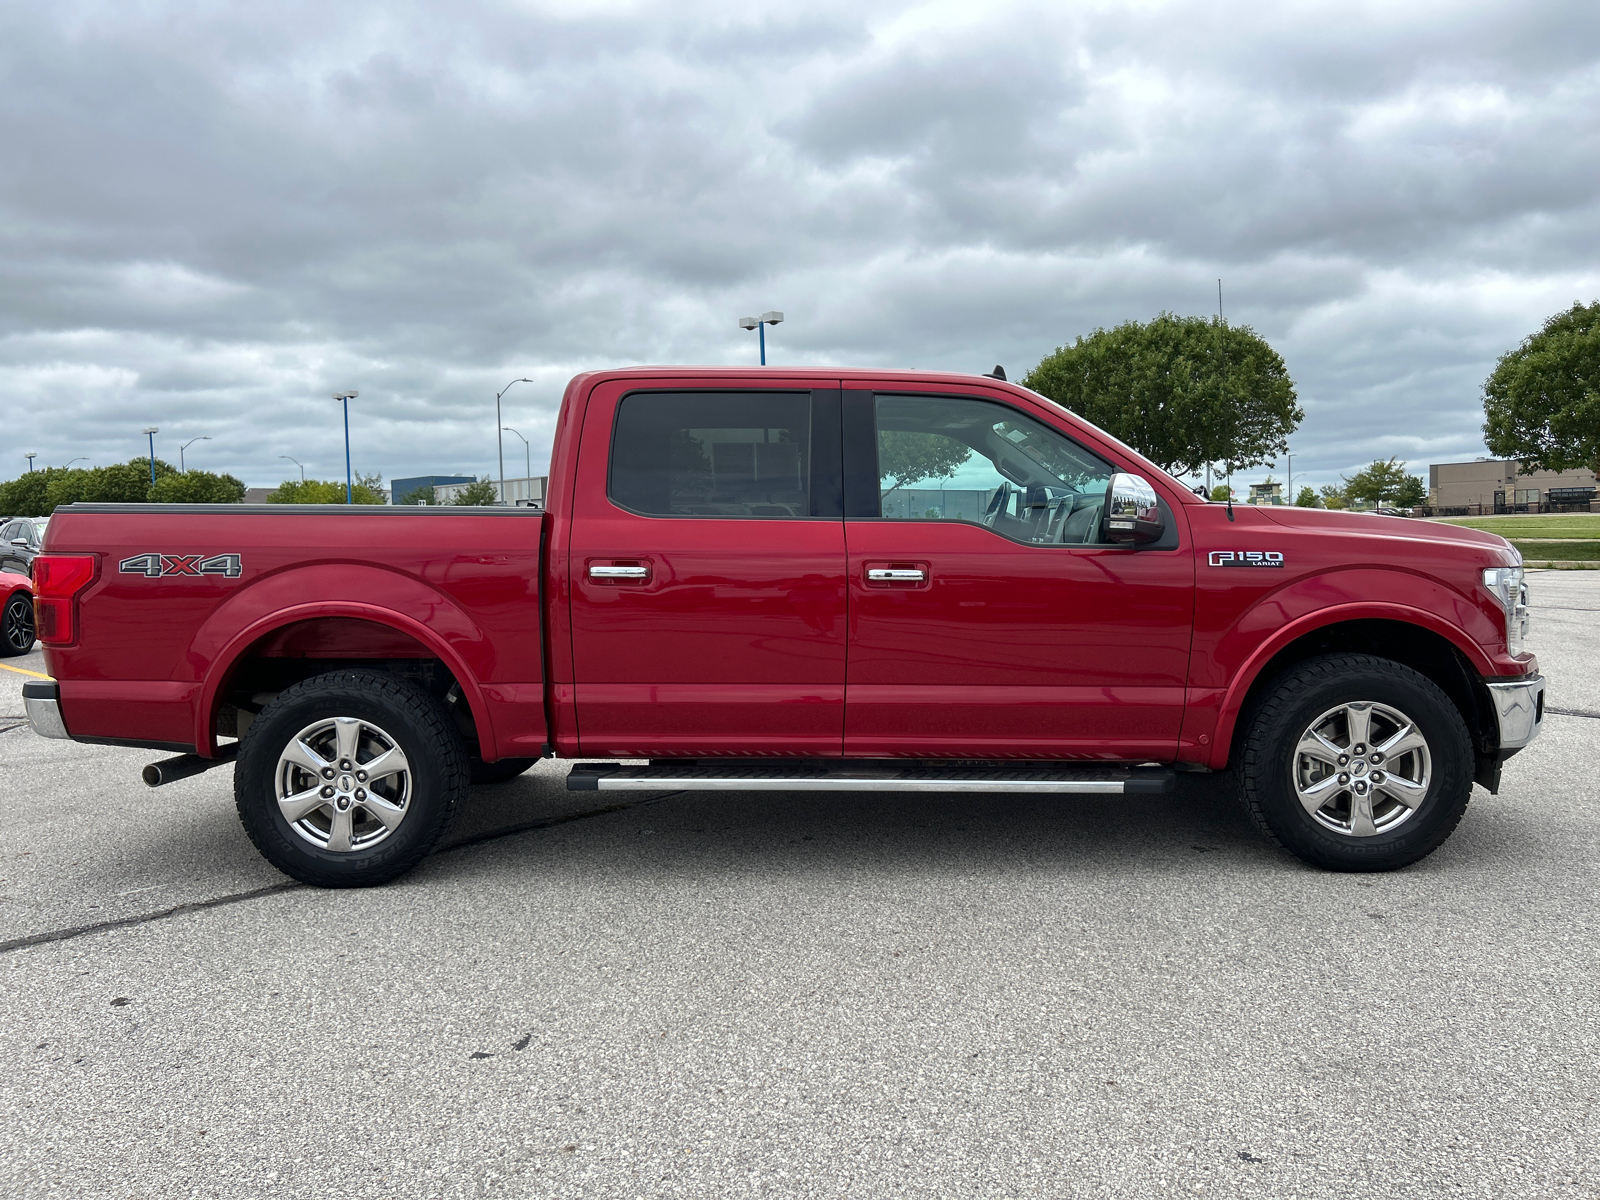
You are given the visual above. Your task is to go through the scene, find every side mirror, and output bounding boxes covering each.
[1103,473,1165,545]
[10,539,29,549]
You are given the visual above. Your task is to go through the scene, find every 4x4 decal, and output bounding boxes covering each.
[119,553,243,578]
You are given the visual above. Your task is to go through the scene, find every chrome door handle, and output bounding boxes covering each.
[867,568,925,582]
[589,565,649,579]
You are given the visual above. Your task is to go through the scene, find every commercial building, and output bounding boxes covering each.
[391,474,476,505]
[1428,459,1597,513]
[433,475,547,507]
[1246,481,1285,506]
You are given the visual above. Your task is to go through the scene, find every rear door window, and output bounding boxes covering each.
[610,391,818,518]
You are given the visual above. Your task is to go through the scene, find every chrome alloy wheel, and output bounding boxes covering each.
[275,716,412,852]
[1292,701,1431,838]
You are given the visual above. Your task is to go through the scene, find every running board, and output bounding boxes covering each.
[567,761,1174,795]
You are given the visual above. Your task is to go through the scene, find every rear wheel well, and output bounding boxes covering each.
[1233,619,1499,779]
[212,617,483,755]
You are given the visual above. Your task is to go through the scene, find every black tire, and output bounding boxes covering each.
[469,756,536,785]
[0,592,34,657]
[235,670,468,888]
[1236,652,1474,872]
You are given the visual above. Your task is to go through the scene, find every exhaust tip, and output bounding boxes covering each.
[141,763,164,787]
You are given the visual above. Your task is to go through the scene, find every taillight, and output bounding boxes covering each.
[32,554,97,645]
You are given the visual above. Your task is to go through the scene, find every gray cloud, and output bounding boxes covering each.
[1,0,1597,496]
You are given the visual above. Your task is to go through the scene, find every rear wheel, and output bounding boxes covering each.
[235,671,468,887]
[0,592,34,657]
[1236,653,1474,871]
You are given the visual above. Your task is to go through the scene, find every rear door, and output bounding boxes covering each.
[567,380,847,757]
[842,386,1194,761]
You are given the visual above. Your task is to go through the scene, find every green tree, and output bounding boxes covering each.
[1482,300,1600,474]
[268,470,385,504]
[1319,483,1348,510]
[148,470,246,503]
[1394,475,1427,508]
[1209,484,1232,502]
[1342,458,1413,507]
[1294,486,1320,508]
[878,432,971,494]
[451,477,501,506]
[1023,313,1302,478]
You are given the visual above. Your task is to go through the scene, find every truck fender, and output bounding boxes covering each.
[1202,598,1496,771]
[190,565,497,757]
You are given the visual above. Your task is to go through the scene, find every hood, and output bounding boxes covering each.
[1258,506,1510,550]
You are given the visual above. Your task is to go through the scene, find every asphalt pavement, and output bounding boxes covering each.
[2,573,1597,1199]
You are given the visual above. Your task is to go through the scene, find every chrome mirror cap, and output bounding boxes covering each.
[1103,473,1164,545]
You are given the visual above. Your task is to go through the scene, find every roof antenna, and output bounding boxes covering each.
[983,364,1007,381]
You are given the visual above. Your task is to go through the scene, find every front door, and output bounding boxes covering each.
[842,387,1194,761]
[568,381,847,758]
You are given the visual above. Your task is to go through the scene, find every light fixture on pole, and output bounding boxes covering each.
[495,378,533,505]
[279,455,306,482]
[24,453,36,472]
[501,426,531,498]
[332,392,358,504]
[180,435,211,473]
[738,311,784,365]
[62,457,87,469]
[142,427,159,484]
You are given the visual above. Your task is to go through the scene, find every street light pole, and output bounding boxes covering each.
[495,378,533,504]
[142,427,159,484]
[279,455,306,482]
[332,392,358,503]
[24,453,36,473]
[62,457,87,470]
[180,436,211,473]
[1286,453,1294,504]
[738,311,784,365]
[502,426,531,498]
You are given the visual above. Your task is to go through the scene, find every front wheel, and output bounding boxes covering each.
[0,592,35,657]
[1236,653,1474,872]
[235,671,468,887]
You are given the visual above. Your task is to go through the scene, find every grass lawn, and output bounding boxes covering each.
[1436,514,1600,539]
[1509,540,1600,561]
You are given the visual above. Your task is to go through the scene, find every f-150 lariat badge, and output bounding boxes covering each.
[119,553,243,578]
[1208,551,1284,568]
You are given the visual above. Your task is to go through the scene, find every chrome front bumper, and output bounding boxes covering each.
[22,679,70,740]
[1488,674,1545,752]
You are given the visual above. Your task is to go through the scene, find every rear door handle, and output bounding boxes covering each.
[867,568,925,583]
[589,564,649,580]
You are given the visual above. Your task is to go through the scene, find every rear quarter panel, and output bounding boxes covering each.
[41,507,545,757]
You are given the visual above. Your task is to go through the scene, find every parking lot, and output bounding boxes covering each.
[2,573,1598,1199]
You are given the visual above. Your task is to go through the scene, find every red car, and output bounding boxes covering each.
[22,367,1544,886]
[1,570,34,656]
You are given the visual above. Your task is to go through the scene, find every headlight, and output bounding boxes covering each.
[1482,566,1530,656]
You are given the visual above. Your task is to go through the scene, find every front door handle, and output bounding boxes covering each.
[589,564,649,580]
[867,568,925,583]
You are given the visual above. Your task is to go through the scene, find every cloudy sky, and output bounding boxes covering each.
[4,0,1598,496]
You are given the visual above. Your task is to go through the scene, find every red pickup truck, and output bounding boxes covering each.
[23,368,1544,886]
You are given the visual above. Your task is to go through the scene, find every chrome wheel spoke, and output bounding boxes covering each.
[278,785,328,824]
[1295,727,1345,767]
[1344,703,1373,750]
[282,737,331,776]
[1295,772,1344,815]
[1377,773,1428,808]
[334,717,362,765]
[361,795,406,832]
[363,745,409,781]
[325,805,355,853]
[1375,726,1427,761]
[1350,790,1377,837]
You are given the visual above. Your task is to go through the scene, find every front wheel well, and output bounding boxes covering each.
[1232,619,1499,773]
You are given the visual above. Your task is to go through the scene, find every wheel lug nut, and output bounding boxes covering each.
[321,767,335,780]
[321,785,335,798]
[1337,755,1349,766]
[355,788,366,801]
[1338,773,1350,785]
[1372,771,1385,783]
[1354,744,1366,755]
[339,759,352,771]
[1355,782,1368,794]
[356,771,367,782]
[1370,752,1383,764]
